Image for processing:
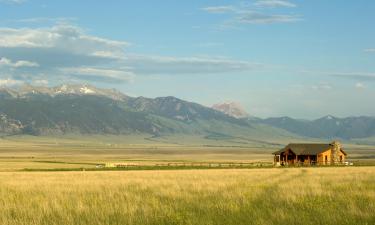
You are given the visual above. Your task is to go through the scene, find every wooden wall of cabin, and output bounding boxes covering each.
[318,149,346,165]
[337,150,346,163]
[318,149,332,165]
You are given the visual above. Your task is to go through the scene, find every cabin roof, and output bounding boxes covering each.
[273,143,334,155]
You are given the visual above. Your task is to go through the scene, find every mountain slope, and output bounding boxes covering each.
[0,84,373,140]
[0,84,286,140]
[261,116,375,139]
[0,95,156,135]
[127,96,244,125]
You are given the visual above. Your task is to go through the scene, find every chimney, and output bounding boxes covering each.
[330,141,341,164]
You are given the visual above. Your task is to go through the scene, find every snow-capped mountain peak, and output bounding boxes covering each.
[1,84,128,101]
[80,86,96,94]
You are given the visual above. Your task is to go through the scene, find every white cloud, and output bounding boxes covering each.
[330,72,375,81]
[301,70,375,82]
[33,79,49,86]
[364,48,375,53]
[311,83,332,91]
[92,51,125,59]
[202,3,301,27]
[61,67,135,82]
[0,24,262,84]
[10,17,76,24]
[0,57,39,68]
[0,0,26,4]
[0,78,23,86]
[355,82,366,89]
[254,0,296,8]
[0,25,128,54]
[0,25,131,83]
[236,11,301,24]
[124,54,261,75]
[201,6,235,14]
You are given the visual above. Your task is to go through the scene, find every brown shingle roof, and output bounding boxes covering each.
[273,143,332,155]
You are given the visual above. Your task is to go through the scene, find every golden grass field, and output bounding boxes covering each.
[0,135,374,224]
[0,167,374,225]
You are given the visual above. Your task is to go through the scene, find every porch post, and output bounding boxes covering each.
[285,151,288,165]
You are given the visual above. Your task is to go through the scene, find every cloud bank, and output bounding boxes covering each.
[254,0,297,8]
[202,1,300,27]
[0,25,259,85]
[0,0,26,4]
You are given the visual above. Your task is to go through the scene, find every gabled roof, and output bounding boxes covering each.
[273,143,332,155]
[340,149,347,156]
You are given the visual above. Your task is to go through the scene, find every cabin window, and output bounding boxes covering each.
[325,156,328,162]
[340,155,343,162]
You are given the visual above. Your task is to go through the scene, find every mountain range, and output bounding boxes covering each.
[0,84,262,138]
[259,116,375,140]
[0,84,374,141]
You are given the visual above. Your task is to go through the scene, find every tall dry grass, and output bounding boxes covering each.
[0,167,374,225]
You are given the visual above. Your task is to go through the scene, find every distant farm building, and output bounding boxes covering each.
[273,141,347,166]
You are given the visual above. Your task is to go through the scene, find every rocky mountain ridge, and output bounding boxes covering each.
[0,84,374,140]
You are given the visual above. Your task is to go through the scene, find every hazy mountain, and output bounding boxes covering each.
[211,102,249,119]
[0,84,269,138]
[0,84,373,140]
[261,115,375,139]
[126,97,246,125]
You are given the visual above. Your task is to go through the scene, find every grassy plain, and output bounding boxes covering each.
[0,167,374,225]
[0,134,374,171]
[0,134,280,171]
[0,135,374,225]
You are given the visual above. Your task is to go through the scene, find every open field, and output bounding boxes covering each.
[0,135,374,171]
[0,135,374,224]
[0,167,374,225]
[0,135,278,171]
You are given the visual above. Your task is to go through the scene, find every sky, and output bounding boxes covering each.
[0,0,374,119]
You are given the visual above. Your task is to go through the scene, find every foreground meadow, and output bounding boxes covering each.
[0,167,374,225]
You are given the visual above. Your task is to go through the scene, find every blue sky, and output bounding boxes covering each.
[0,0,374,118]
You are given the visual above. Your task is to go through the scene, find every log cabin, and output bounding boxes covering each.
[273,141,347,166]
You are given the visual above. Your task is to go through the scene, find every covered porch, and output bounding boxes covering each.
[274,149,317,166]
